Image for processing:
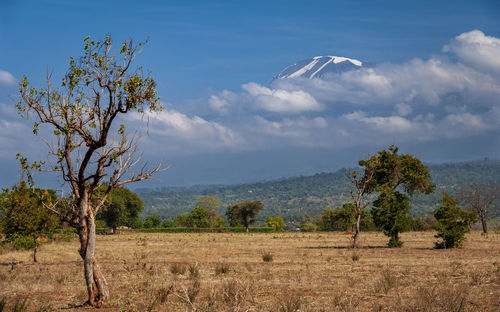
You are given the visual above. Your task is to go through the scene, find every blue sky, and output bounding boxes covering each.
[1,0,500,188]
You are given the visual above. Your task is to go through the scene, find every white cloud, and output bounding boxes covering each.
[443,30,500,74]
[241,82,322,113]
[209,90,233,113]
[0,70,16,87]
[344,111,414,133]
[129,109,243,153]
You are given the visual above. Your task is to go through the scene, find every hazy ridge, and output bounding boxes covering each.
[137,159,500,226]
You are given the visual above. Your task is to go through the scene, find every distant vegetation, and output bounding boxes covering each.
[136,159,500,228]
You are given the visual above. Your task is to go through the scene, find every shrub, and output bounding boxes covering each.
[262,251,273,262]
[263,216,286,232]
[11,235,35,250]
[300,223,317,232]
[188,263,200,279]
[351,253,360,261]
[434,192,477,249]
[388,237,403,248]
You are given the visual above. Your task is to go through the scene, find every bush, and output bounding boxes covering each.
[262,251,273,262]
[300,223,317,232]
[434,192,477,249]
[388,237,403,248]
[11,235,35,250]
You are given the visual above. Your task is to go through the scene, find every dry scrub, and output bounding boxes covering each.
[0,232,499,311]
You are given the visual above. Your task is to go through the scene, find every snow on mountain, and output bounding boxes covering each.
[275,55,368,80]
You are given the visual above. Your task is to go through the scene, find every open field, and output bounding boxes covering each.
[1,231,499,311]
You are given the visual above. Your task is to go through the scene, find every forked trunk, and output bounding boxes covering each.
[352,212,361,248]
[78,195,109,307]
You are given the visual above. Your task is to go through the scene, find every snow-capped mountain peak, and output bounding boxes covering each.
[275,55,366,80]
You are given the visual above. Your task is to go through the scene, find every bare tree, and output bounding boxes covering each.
[347,156,378,248]
[17,35,164,307]
[458,183,500,234]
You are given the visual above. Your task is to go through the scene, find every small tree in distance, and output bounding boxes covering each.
[434,192,477,249]
[458,183,499,234]
[17,35,164,307]
[348,155,378,248]
[0,181,60,263]
[97,187,144,232]
[264,216,286,232]
[363,145,434,247]
[226,200,263,232]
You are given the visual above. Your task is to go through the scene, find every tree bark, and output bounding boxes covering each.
[33,237,38,263]
[481,216,488,234]
[352,212,361,248]
[78,195,109,307]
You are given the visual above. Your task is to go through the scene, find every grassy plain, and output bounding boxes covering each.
[1,231,499,311]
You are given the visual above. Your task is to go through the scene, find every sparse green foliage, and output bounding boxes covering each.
[458,183,500,234]
[16,34,163,306]
[434,192,477,249]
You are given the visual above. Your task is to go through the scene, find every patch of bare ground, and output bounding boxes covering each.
[0,231,499,311]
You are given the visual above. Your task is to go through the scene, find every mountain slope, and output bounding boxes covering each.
[136,159,500,226]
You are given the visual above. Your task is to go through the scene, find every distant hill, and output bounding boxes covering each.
[136,159,500,227]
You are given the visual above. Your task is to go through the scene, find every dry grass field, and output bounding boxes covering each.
[1,231,499,311]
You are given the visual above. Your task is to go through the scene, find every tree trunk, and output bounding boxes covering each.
[33,237,38,263]
[481,216,488,234]
[352,212,361,248]
[78,195,109,307]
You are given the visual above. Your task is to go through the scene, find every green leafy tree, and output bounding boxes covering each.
[162,219,175,228]
[0,181,60,262]
[364,145,434,247]
[143,215,162,228]
[434,192,477,249]
[195,195,222,211]
[97,187,144,232]
[263,216,286,232]
[226,200,263,232]
[317,203,355,231]
[225,204,242,227]
[188,196,225,228]
[372,188,411,247]
[174,213,190,227]
[16,35,163,306]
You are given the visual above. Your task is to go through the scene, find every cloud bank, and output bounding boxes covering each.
[202,30,500,151]
[1,30,499,161]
